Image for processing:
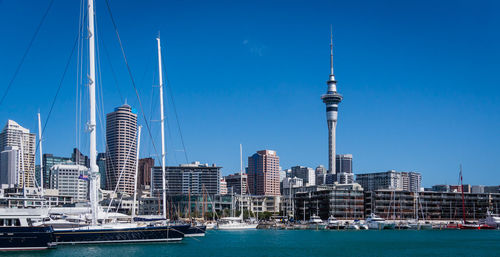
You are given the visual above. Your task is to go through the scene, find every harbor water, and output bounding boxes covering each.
[3,230,500,257]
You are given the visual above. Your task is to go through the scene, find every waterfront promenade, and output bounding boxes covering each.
[4,230,499,257]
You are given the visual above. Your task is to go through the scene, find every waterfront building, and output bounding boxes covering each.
[138,158,154,187]
[450,184,471,193]
[321,30,343,176]
[356,170,422,192]
[96,153,106,189]
[50,164,89,202]
[291,166,316,186]
[247,150,280,196]
[220,178,228,195]
[431,184,450,192]
[364,190,500,221]
[294,183,364,220]
[224,173,248,195]
[152,161,221,196]
[484,186,500,194]
[105,104,138,195]
[237,195,281,215]
[472,185,485,193]
[0,120,36,188]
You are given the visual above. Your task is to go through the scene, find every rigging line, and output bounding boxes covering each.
[34,14,86,154]
[0,0,55,106]
[162,54,189,163]
[101,35,124,104]
[104,0,162,167]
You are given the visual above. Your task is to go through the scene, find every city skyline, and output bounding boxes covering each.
[0,0,499,187]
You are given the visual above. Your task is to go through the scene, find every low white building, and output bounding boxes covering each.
[50,164,88,202]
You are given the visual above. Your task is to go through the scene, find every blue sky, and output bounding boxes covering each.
[0,0,499,186]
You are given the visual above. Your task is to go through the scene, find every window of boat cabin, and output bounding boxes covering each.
[0,219,21,226]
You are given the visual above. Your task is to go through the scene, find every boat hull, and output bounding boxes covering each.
[54,225,187,244]
[0,226,56,251]
[184,225,206,237]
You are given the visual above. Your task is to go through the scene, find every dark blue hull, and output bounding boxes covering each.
[185,225,206,237]
[0,226,56,251]
[54,224,187,244]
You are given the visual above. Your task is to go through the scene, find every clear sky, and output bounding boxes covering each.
[0,0,499,187]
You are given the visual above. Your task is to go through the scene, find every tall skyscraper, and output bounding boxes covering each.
[336,154,354,184]
[105,104,138,195]
[0,120,36,188]
[247,150,280,196]
[321,29,343,176]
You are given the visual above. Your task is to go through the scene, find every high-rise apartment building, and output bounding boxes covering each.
[247,150,280,196]
[151,161,221,196]
[290,166,316,186]
[105,104,138,195]
[138,158,154,187]
[220,178,228,195]
[0,120,36,188]
[0,146,19,185]
[224,173,248,195]
[356,170,422,192]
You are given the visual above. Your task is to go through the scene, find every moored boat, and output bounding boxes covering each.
[0,209,56,251]
[53,223,187,244]
[366,214,394,230]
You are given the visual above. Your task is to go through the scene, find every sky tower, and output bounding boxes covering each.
[321,27,343,177]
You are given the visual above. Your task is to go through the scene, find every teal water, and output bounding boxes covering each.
[3,230,500,257]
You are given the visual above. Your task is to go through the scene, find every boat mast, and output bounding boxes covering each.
[37,112,44,199]
[156,36,167,220]
[460,164,466,224]
[240,144,243,218]
[132,126,142,220]
[87,0,99,226]
[20,134,26,207]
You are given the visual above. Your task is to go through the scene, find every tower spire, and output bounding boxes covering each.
[330,24,334,77]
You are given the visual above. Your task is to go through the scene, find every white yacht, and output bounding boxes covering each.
[307,215,326,230]
[482,211,500,229]
[408,220,433,230]
[366,213,395,230]
[326,216,343,229]
[217,214,258,230]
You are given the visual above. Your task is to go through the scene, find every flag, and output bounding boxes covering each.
[79,174,89,181]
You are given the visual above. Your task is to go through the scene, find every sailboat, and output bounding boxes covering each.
[217,145,257,230]
[51,0,189,244]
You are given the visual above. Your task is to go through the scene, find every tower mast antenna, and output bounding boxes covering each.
[330,24,334,78]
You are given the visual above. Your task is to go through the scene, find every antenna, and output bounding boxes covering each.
[330,24,334,76]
